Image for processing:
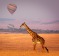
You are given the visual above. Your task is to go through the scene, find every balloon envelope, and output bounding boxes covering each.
[7,4,17,14]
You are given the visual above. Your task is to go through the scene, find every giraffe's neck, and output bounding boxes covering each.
[24,24,37,37]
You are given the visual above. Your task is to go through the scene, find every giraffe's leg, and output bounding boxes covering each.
[41,44,45,52]
[42,45,44,50]
[42,44,49,53]
[33,43,37,50]
[45,47,49,53]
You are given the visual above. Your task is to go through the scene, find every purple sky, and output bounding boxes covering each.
[0,0,59,30]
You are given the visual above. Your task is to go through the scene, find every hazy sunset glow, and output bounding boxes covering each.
[0,0,59,30]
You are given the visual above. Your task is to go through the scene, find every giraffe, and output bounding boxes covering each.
[20,22,49,53]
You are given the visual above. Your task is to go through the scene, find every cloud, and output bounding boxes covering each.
[28,20,59,25]
[41,20,59,24]
[0,18,14,21]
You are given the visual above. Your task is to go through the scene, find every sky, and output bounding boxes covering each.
[0,0,59,30]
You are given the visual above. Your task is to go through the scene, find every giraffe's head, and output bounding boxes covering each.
[20,22,25,28]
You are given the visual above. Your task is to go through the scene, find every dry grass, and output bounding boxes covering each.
[0,33,59,56]
[0,50,59,56]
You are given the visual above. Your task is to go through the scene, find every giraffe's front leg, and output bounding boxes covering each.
[33,42,37,50]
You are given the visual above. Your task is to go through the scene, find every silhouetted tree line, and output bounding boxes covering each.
[0,28,59,33]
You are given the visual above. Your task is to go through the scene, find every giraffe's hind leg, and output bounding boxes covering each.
[41,44,45,51]
[33,43,37,50]
[45,47,49,53]
[41,44,49,53]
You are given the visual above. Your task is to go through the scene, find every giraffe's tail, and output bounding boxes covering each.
[44,47,49,53]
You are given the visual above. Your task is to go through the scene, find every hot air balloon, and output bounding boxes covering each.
[7,4,17,14]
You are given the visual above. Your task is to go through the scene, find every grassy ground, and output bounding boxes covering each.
[0,33,59,56]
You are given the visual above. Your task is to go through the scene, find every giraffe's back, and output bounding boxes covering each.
[37,35,45,44]
[32,35,45,44]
